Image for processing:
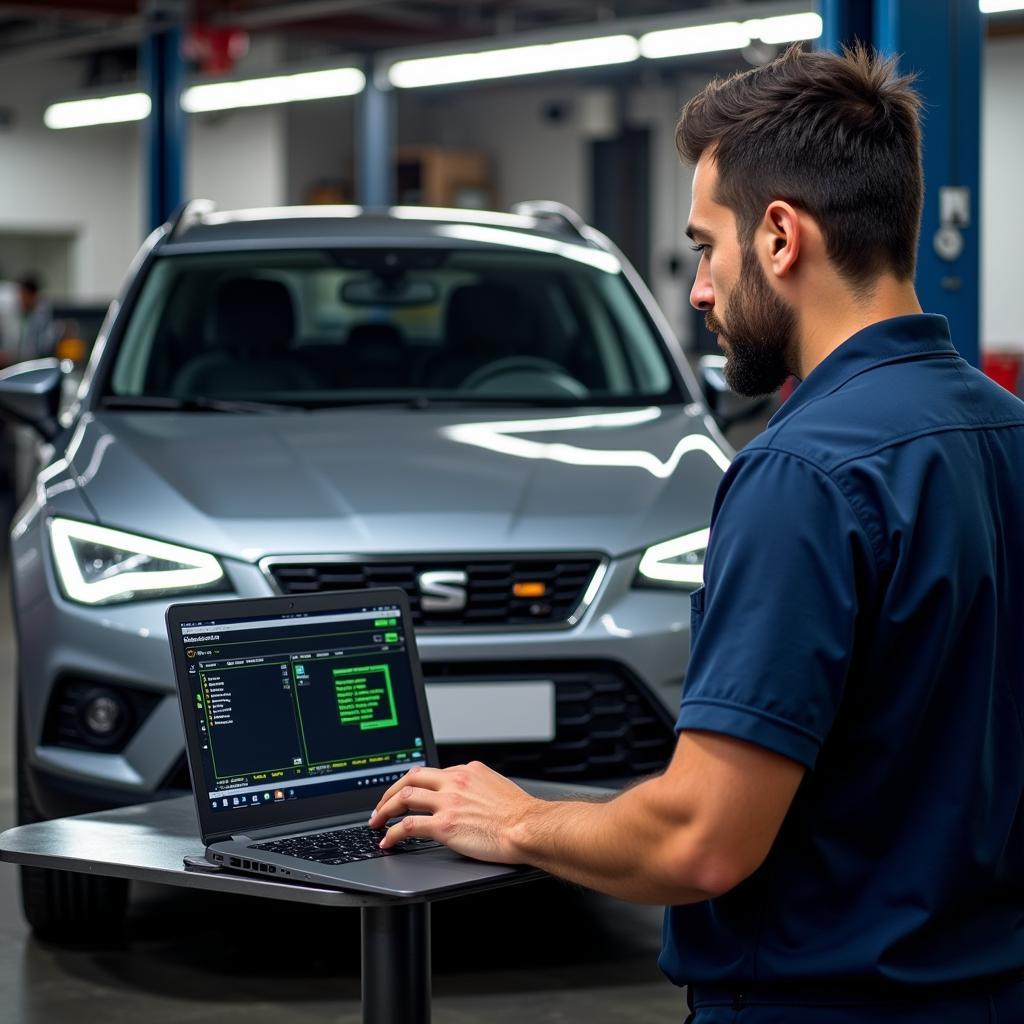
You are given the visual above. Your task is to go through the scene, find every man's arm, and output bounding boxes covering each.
[368,731,804,905]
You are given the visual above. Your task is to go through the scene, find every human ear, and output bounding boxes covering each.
[763,201,800,277]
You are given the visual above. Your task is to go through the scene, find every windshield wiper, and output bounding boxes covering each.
[100,396,304,414]
[313,397,572,410]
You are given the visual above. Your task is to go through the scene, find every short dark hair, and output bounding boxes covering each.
[676,45,923,287]
[17,272,41,294]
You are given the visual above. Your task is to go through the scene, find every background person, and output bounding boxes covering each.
[369,45,1024,1023]
[15,272,57,362]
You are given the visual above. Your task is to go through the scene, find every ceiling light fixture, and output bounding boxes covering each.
[639,12,822,59]
[387,34,639,89]
[182,66,365,113]
[43,92,151,129]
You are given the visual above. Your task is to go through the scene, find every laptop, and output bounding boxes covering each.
[167,588,572,897]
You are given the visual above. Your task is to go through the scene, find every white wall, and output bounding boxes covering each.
[0,46,287,301]
[0,61,142,301]
[982,35,1024,352]
[188,107,286,212]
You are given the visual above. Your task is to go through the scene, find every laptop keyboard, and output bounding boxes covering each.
[250,825,441,865]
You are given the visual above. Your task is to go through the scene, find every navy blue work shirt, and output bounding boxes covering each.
[660,315,1024,1003]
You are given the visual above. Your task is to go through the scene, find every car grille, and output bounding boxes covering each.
[423,661,676,781]
[265,557,603,629]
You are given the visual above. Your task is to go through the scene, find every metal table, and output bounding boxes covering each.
[0,795,546,1024]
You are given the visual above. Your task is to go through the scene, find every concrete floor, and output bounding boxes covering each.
[0,562,688,1023]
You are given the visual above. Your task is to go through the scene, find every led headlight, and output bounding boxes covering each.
[49,518,226,605]
[636,528,709,588]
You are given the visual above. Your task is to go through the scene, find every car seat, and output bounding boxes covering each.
[170,277,316,397]
[423,282,535,389]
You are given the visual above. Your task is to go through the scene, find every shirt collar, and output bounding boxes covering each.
[768,314,956,428]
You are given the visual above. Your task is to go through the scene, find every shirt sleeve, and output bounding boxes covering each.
[677,448,876,769]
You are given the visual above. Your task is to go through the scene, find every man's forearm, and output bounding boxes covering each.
[509,777,717,905]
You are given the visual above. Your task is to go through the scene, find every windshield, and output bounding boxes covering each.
[104,247,684,408]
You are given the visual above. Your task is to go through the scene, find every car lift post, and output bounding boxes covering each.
[142,0,187,233]
[357,63,395,208]
[819,0,982,367]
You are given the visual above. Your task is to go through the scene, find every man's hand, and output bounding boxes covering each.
[367,732,804,905]
[368,762,541,864]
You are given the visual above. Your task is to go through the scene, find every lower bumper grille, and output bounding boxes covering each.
[422,660,676,781]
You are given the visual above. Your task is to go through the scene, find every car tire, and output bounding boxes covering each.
[16,700,129,943]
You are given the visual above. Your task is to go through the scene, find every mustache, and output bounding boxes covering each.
[705,311,724,334]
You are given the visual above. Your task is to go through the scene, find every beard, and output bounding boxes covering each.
[705,245,797,398]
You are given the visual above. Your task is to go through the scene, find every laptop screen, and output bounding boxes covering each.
[176,600,426,816]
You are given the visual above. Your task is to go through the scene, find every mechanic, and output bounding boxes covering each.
[369,45,1024,1023]
[15,272,57,362]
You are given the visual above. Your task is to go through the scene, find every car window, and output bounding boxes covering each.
[106,247,684,407]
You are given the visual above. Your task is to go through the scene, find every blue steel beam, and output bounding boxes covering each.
[357,65,395,208]
[818,0,982,366]
[142,0,187,232]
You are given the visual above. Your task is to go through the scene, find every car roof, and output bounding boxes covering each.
[164,204,617,262]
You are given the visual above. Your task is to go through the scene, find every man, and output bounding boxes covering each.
[369,45,1024,1022]
[16,273,57,362]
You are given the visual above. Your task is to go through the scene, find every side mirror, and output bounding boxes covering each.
[698,355,771,431]
[0,358,64,440]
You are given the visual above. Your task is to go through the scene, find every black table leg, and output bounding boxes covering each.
[361,902,431,1024]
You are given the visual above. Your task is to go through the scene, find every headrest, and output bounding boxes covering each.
[214,277,295,356]
[444,283,531,355]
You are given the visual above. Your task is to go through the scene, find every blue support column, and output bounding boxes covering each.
[357,64,395,208]
[818,0,982,366]
[142,0,187,232]
[818,0,873,51]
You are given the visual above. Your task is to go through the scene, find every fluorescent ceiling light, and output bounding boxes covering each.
[979,0,1024,12]
[44,92,150,129]
[747,12,823,43]
[182,66,365,112]
[388,34,639,88]
[640,12,822,59]
[640,21,752,58]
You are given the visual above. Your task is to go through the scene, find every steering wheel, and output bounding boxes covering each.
[460,357,589,398]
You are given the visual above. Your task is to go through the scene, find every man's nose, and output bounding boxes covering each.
[690,263,714,312]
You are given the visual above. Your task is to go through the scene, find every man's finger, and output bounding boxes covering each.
[374,767,446,815]
[380,812,437,850]
[370,786,443,827]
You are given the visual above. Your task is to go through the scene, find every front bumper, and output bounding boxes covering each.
[16,530,691,815]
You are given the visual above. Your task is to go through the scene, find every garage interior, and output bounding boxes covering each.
[1,0,1022,1021]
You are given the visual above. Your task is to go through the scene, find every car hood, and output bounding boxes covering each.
[68,406,728,560]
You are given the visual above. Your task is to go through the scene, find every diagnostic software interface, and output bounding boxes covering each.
[177,603,425,813]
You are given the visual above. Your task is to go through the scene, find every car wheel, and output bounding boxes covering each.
[16,699,129,943]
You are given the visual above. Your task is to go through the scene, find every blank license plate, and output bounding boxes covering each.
[425,681,556,743]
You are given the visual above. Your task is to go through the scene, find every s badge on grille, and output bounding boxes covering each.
[418,570,469,612]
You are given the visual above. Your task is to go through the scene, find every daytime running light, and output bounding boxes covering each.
[50,518,224,605]
[638,529,711,586]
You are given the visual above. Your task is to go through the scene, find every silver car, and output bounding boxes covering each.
[4,200,737,937]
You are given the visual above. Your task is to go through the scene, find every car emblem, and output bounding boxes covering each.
[418,570,469,612]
